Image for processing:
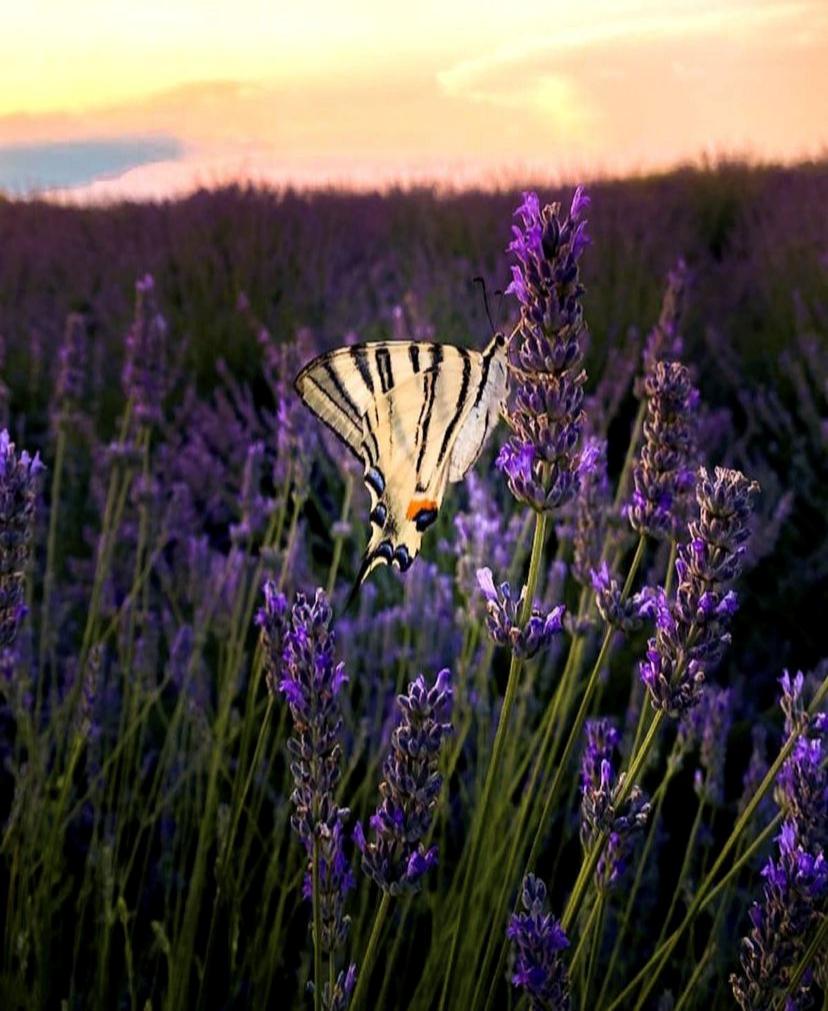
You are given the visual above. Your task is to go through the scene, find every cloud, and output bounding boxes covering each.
[0,136,184,195]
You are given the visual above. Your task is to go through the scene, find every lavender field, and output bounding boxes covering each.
[0,160,826,1010]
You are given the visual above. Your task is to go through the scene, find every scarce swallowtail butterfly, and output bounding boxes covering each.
[294,334,508,598]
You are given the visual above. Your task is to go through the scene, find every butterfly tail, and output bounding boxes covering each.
[343,553,374,614]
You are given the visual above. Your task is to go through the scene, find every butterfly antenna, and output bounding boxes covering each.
[472,276,497,337]
[494,288,506,328]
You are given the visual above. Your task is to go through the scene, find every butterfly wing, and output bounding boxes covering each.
[294,337,508,589]
[294,342,447,461]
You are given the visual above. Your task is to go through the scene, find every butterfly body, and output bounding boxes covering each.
[295,334,507,588]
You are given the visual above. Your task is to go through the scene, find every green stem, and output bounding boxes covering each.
[350,890,392,1010]
[582,892,606,1009]
[777,913,828,1009]
[437,510,549,1011]
[672,940,714,1011]
[654,795,705,951]
[37,424,67,698]
[596,763,675,1007]
[313,839,322,1011]
[481,536,647,1011]
[609,669,828,1010]
[562,708,664,932]
[326,472,353,597]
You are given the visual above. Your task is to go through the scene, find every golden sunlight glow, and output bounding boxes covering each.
[1,0,827,193]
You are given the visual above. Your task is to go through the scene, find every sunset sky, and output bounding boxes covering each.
[1,0,827,197]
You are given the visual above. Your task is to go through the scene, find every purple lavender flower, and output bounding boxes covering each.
[590,562,658,635]
[640,467,759,715]
[230,441,275,547]
[256,579,288,697]
[354,668,452,895]
[477,568,565,660]
[53,312,88,425]
[638,260,689,388]
[571,438,611,586]
[731,676,827,1008]
[775,673,828,847]
[628,361,699,541]
[122,274,169,427]
[497,189,591,513]
[579,719,650,890]
[267,588,353,953]
[0,431,44,652]
[301,814,355,953]
[323,963,357,1011]
[738,725,771,818]
[677,686,733,807]
[507,874,571,1010]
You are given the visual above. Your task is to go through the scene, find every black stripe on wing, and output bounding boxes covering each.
[437,348,472,465]
[415,345,443,474]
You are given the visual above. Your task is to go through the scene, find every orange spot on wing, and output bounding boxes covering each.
[406,498,437,520]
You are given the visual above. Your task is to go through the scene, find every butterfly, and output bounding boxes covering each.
[294,335,508,595]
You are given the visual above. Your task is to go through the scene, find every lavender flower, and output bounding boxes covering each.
[477,568,565,660]
[571,438,611,586]
[579,719,650,889]
[268,588,353,953]
[730,820,827,1010]
[731,675,827,1009]
[497,189,591,513]
[230,441,274,547]
[641,467,759,715]
[507,874,571,1010]
[738,725,771,818]
[0,431,44,651]
[354,668,452,895]
[590,562,658,635]
[677,686,733,807]
[301,814,355,953]
[628,361,699,541]
[122,274,169,427]
[256,579,288,697]
[323,963,357,1011]
[53,312,88,425]
[639,260,689,386]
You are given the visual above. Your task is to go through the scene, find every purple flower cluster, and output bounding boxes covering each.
[638,259,689,386]
[579,719,650,890]
[0,430,44,652]
[678,686,733,807]
[122,274,169,427]
[354,668,452,895]
[256,580,288,697]
[590,562,658,635]
[264,587,353,952]
[641,466,759,715]
[731,673,827,1008]
[53,312,89,425]
[477,568,565,660]
[628,361,699,540]
[322,963,357,1011]
[497,189,591,513]
[570,438,611,587]
[507,873,571,1011]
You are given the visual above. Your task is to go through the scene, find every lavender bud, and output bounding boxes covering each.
[640,467,759,715]
[506,873,571,1010]
[0,431,44,652]
[498,189,592,514]
[628,362,699,541]
[355,668,452,895]
[477,568,565,660]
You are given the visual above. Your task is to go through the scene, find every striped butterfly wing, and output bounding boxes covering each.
[295,337,507,589]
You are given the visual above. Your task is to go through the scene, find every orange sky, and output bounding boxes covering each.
[1,0,827,195]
